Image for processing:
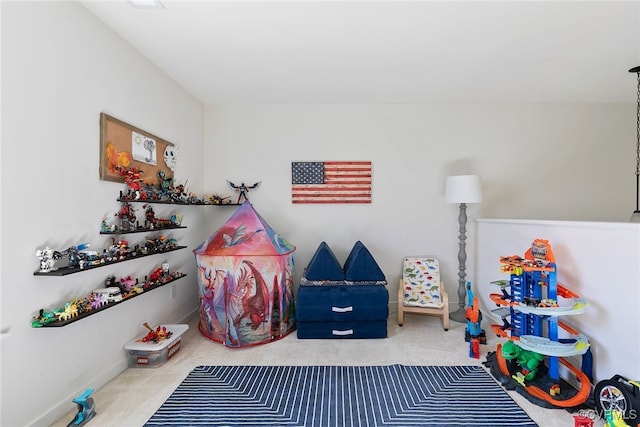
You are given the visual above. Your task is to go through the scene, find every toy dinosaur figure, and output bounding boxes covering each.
[502,340,545,382]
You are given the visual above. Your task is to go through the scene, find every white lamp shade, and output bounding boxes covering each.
[445,175,482,204]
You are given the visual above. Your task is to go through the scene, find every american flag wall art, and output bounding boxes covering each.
[291,161,372,204]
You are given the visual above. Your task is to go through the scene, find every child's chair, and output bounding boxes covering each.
[398,257,449,331]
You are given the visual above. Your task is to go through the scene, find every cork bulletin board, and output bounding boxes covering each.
[99,113,175,186]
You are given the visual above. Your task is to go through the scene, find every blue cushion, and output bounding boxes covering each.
[296,285,389,322]
[304,241,344,281]
[343,241,386,281]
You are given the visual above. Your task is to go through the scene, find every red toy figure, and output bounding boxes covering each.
[116,166,144,192]
[139,322,173,343]
[143,204,156,229]
[115,202,137,231]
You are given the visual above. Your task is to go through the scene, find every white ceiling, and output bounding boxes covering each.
[81,0,640,105]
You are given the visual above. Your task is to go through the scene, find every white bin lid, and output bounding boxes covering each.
[124,324,189,352]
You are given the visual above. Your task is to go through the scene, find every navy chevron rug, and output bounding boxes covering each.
[145,365,538,427]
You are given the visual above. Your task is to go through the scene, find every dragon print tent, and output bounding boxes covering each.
[194,201,296,347]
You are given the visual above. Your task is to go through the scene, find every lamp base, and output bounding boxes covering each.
[631,211,640,222]
[449,308,467,323]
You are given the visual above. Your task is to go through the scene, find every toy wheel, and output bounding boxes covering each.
[594,379,635,421]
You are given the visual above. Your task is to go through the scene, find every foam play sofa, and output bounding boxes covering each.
[296,241,389,339]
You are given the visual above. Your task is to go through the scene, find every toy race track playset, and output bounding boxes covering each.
[483,239,594,410]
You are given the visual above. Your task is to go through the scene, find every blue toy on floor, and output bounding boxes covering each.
[67,388,96,427]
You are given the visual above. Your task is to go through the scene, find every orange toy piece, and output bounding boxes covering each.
[466,299,480,324]
[138,322,173,343]
[525,238,556,264]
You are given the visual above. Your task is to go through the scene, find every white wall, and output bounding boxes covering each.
[1,2,204,426]
[202,104,634,304]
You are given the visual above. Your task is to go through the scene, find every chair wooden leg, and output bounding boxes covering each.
[442,314,449,331]
[397,279,404,326]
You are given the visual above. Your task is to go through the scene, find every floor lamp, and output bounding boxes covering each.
[445,175,482,323]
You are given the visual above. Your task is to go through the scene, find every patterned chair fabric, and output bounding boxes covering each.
[398,256,449,331]
[402,257,443,308]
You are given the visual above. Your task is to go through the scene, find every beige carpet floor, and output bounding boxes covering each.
[52,313,603,426]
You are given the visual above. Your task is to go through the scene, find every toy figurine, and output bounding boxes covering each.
[89,293,107,310]
[119,276,136,294]
[67,388,96,427]
[501,340,545,383]
[36,247,58,272]
[169,183,187,203]
[115,202,137,231]
[157,170,173,199]
[227,180,261,204]
[116,166,144,193]
[143,204,156,228]
[36,244,90,271]
[57,302,79,322]
[464,282,486,358]
[57,244,90,269]
[208,194,232,205]
[100,216,111,233]
[138,322,173,343]
[32,309,56,327]
[149,267,165,282]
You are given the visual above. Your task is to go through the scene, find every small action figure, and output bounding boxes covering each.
[208,194,231,205]
[138,322,173,343]
[116,166,144,191]
[501,340,545,384]
[157,170,173,199]
[115,202,137,231]
[227,180,261,204]
[464,282,486,358]
[67,388,96,426]
[36,247,58,272]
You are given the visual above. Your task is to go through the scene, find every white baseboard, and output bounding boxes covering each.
[30,308,199,427]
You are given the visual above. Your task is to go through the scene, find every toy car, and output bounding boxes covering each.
[594,374,640,423]
[92,287,123,303]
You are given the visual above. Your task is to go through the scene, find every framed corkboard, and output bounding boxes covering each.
[99,113,176,186]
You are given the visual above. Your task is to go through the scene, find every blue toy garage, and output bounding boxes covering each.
[484,239,593,409]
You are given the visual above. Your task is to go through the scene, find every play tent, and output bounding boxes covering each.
[194,201,296,347]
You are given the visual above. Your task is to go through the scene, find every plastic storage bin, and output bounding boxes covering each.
[124,324,188,368]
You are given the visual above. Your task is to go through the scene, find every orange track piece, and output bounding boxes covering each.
[496,343,511,375]
[490,293,509,306]
[491,324,510,337]
[558,320,580,336]
[557,284,579,299]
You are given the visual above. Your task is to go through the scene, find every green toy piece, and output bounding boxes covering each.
[501,340,545,382]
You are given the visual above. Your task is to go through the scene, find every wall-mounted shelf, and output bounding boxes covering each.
[100,225,187,235]
[32,185,201,330]
[117,197,240,206]
[33,246,187,276]
[33,273,187,328]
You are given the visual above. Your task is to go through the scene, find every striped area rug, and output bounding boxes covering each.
[145,365,538,426]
